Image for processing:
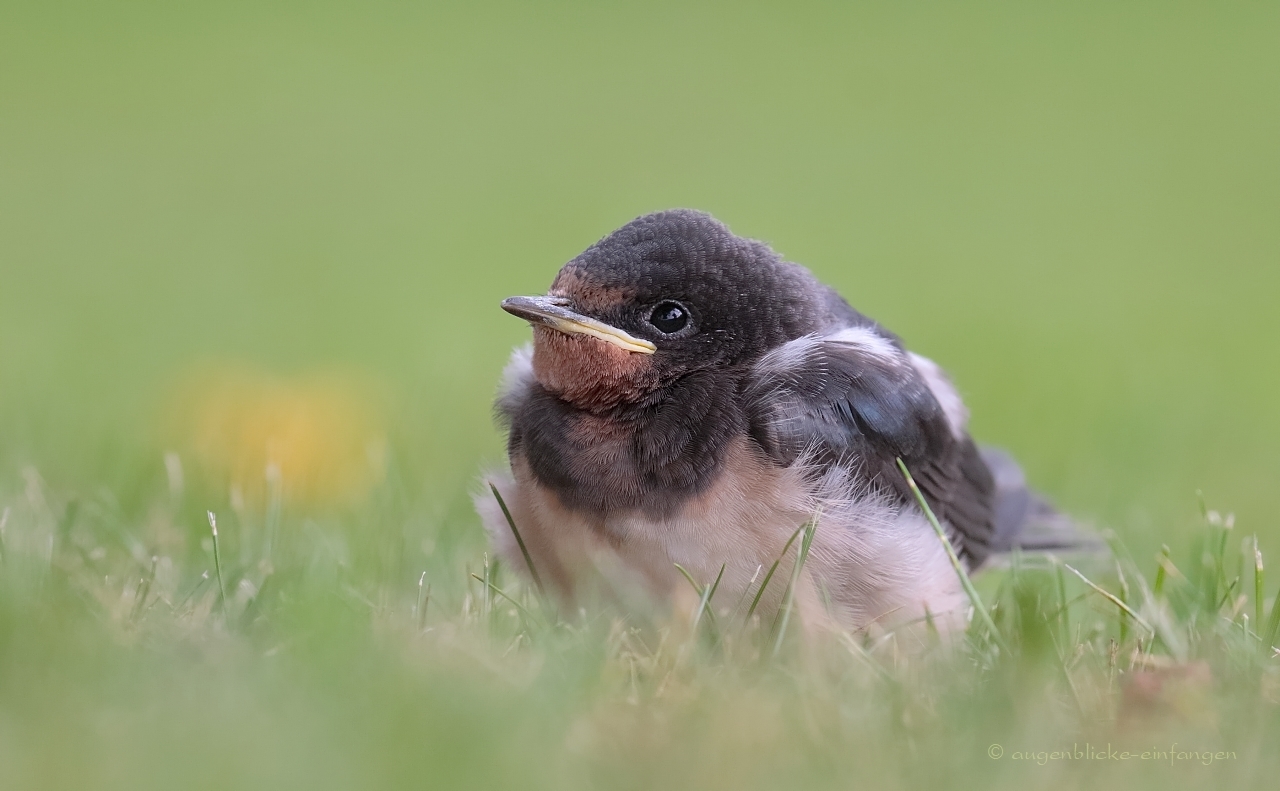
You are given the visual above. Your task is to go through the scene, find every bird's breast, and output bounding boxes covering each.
[531,327,659,411]
[507,436,817,611]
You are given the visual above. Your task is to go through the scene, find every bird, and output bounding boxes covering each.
[477,209,1084,634]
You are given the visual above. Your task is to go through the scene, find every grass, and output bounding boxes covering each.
[898,458,1007,652]
[2,1,1279,788]
[1,461,1277,790]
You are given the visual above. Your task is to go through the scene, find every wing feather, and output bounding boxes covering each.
[744,331,996,563]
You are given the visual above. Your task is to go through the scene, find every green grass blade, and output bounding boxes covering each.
[772,520,817,658]
[1054,559,1071,649]
[1253,536,1264,639]
[896,458,1008,652]
[1265,576,1280,651]
[1153,544,1170,599]
[729,564,763,620]
[673,563,703,596]
[694,564,725,635]
[172,571,211,614]
[1063,563,1155,635]
[834,631,896,685]
[482,552,493,618]
[206,511,228,619]
[130,555,158,622]
[1115,561,1131,644]
[922,603,939,642]
[471,574,539,627]
[1216,576,1239,613]
[746,524,804,621]
[489,483,547,601]
[674,563,724,639]
[416,571,429,631]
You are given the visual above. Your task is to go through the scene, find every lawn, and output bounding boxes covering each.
[2,2,1278,789]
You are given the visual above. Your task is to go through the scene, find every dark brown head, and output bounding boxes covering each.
[502,210,860,412]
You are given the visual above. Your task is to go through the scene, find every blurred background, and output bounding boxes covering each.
[2,0,1278,581]
[3,3,1279,789]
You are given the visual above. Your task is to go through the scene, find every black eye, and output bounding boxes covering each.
[648,301,689,334]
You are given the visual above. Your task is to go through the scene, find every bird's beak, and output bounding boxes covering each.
[501,295,657,355]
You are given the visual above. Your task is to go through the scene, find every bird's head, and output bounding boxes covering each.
[502,210,844,412]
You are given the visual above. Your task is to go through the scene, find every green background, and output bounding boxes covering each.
[5,1,1276,558]
[1,2,1278,787]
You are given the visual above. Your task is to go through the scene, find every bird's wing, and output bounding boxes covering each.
[743,326,996,562]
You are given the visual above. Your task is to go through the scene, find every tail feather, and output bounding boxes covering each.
[979,446,1104,559]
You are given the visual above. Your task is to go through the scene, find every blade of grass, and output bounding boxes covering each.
[1153,544,1171,599]
[730,564,763,620]
[673,563,723,638]
[1044,624,1088,717]
[1196,492,1216,607]
[1201,545,1217,611]
[1054,559,1071,650]
[1047,591,1092,621]
[1216,577,1239,613]
[471,574,539,627]
[1211,517,1231,612]
[1217,513,1232,558]
[1116,561,1131,644]
[489,483,547,601]
[172,571,210,613]
[746,524,805,621]
[674,563,702,594]
[922,603,939,643]
[1253,536,1264,639]
[482,552,492,619]
[207,511,228,619]
[1063,563,1154,635]
[834,630,895,685]
[237,572,272,630]
[1234,545,1245,613]
[694,564,725,635]
[130,556,158,621]
[896,458,1007,652]
[1265,577,1280,651]
[772,519,817,658]
[416,571,430,631]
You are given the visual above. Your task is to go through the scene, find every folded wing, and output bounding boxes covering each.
[743,326,998,565]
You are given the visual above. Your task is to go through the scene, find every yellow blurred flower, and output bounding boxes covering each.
[167,365,386,508]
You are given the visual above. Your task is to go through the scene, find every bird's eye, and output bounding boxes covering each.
[648,301,689,334]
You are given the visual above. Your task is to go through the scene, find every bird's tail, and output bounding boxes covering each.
[979,446,1104,561]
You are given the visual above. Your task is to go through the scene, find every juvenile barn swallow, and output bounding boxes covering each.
[479,210,1080,631]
